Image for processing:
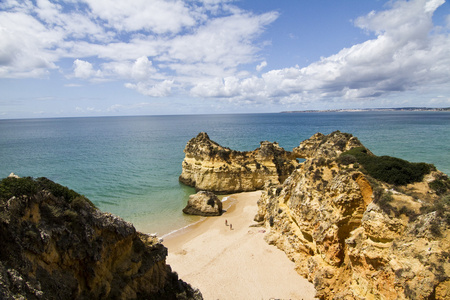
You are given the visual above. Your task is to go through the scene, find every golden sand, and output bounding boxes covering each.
[163,191,317,300]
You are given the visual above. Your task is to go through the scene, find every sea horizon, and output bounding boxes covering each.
[1,106,449,121]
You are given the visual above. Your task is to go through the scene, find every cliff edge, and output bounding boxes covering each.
[0,176,202,300]
[255,131,450,299]
[179,132,298,193]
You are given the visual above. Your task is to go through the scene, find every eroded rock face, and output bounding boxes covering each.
[183,191,223,216]
[0,176,202,300]
[293,131,369,159]
[255,131,450,299]
[179,132,298,194]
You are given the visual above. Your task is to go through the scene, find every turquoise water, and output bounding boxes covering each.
[0,112,449,235]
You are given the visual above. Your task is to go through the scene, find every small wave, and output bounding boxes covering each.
[160,218,206,239]
[221,195,237,210]
[96,199,119,206]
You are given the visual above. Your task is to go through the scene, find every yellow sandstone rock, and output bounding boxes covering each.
[179,132,298,193]
[255,131,450,299]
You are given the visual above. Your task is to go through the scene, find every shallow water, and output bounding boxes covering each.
[1,112,449,234]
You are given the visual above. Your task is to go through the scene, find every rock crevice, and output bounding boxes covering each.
[255,131,450,299]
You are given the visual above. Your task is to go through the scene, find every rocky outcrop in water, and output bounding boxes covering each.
[183,191,223,216]
[179,132,298,194]
[0,175,202,300]
[255,131,450,299]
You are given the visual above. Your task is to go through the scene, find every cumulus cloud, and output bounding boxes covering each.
[1,0,449,108]
[0,10,59,78]
[0,0,278,99]
[125,80,174,97]
[73,59,102,79]
[191,0,450,104]
[82,0,197,34]
[101,56,157,81]
[165,12,277,66]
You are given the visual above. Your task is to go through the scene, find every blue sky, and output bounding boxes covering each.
[1,0,449,119]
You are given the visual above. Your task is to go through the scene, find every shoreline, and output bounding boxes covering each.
[160,195,236,240]
[163,191,317,300]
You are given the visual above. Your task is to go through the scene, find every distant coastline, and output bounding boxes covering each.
[281,107,450,113]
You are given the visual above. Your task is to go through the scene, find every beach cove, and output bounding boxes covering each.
[1,115,449,298]
[164,129,450,299]
[1,112,449,236]
[164,191,317,300]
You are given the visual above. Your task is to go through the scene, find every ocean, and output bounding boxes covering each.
[1,112,449,235]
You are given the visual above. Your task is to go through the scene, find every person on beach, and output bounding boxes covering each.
[225,219,228,226]
[230,224,232,230]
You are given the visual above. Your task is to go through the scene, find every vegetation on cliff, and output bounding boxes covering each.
[0,176,202,300]
[339,146,433,185]
[0,176,95,207]
[255,131,450,299]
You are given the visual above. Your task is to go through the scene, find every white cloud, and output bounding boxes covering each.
[66,3,279,88]
[0,0,110,78]
[81,0,197,34]
[102,56,157,81]
[125,80,174,97]
[0,0,278,91]
[191,76,241,98]
[256,61,267,71]
[106,102,154,112]
[0,11,60,78]
[1,0,448,110]
[191,0,450,105]
[73,59,102,79]
[163,11,278,77]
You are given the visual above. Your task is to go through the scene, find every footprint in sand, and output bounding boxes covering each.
[177,249,188,255]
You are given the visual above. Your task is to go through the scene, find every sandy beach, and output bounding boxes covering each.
[163,191,317,300]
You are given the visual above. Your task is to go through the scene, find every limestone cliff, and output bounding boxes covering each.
[255,131,450,299]
[0,176,202,300]
[179,132,298,193]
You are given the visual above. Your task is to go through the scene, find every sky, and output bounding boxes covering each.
[1,0,449,119]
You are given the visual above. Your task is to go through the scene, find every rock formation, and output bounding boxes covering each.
[179,132,298,193]
[255,131,450,299]
[0,176,202,300]
[183,191,223,216]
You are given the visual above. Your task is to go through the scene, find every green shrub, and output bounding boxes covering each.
[63,209,79,221]
[373,187,395,215]
[430,220,442,237]
[36,177,79,201]
[429,178,450,195]
[420,194,450,226]
[337,154,357,165]
[340,147,432,185]
[434,194,450,225]
[335,139,347,151]
[217,149,231,161]
[0,176,95,208]
[36,177,95,207]
[442,194,450,206]
[0,177,39,200]
[40,203,65,225]
[398,206,419,221]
